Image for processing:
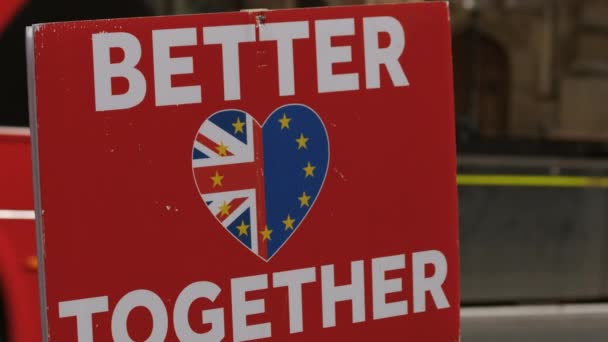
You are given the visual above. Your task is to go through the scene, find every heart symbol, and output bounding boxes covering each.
[192,104,329,261]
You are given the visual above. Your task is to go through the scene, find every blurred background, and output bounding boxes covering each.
[1,0,608,340]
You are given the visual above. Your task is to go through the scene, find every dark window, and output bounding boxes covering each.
[454,30,510,140]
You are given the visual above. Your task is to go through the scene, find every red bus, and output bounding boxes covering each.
[0,128,40,341]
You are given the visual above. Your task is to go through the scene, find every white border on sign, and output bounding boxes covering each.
[27,24,50,342]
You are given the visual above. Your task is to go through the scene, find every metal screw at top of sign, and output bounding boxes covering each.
[240,8,267,27]
[256,13,266,26]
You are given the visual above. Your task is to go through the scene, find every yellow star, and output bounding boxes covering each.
[303,162,316,178]
[282,214,296,230]
[278,113,291,130]
[232,117,245,134]
[298,192,311,207]
[216,141,229,156]
[260,225,273,241]
[296,133,309,150]
[236,220,249,236]
[218,201,231,217]
[210,170,224,188]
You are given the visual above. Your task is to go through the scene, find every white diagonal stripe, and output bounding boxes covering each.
[194,141,220,159]
[192,114,255,168]
[221,196,253,228]
[201,189,258,253]
[200,120,251,158]
[202,189,255,207]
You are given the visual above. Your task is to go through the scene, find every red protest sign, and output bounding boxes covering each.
[29,3,459,341]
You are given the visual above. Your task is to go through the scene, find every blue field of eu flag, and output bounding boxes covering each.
[263,104,329,258]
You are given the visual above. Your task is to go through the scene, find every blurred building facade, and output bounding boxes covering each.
[450,0,608,143]
[139,0,608,147]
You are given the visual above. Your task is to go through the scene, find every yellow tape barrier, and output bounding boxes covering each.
[457,174,608,188]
